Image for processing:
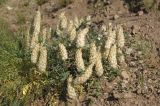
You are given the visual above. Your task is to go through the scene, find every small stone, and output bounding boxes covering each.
[138,11,143,16]
[121,82,127,88]
[124,4,128,9]
[138,51,142,55]
[123,92,133,98]
[113,14,119,20]
[131,25,140,34]
[137,88,142,94]
[113,91,120,98]
[139,60,143,64]
[104,0,111,5]
[118,11,122,14]
[121,71,130,83]
[129,61,136,67]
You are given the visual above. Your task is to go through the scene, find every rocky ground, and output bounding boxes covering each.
[0,0,160,106]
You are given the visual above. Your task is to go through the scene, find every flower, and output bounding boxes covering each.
[37,45,47,72]
[59,12,67,29]
[104,29,116,59]
[74,64,94,84]
[76,27,89,48]
[108,43,118,68]
[67,20,74,32]
[101,24,107,32]
[22,83,32,95]
[74,16,80,28]
[95,51,104,77]
[67,75,77,99]
[42,28,47,44]
[70,27,77,41]
[59,43,68,61]
[75,48,85,72]
[67,20,77,41]
[56,24,63,36]
[116,25,125,48]
[89,42,97,64]
[31,43,40,64]
[86,15,91,25]
[30,10,41,49]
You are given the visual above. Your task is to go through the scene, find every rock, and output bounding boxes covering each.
[103,0,111,5]
[129,61,136,67]
[113,14,119,20]
[137,11,143,16]
[139,60,144,64]
[121,82,127,88]
[121,71,130,83]
[137,88,142,94]
[113,91,121,98]
[123,92,133,98]
[131,25,140,35]
[137,51,142,55]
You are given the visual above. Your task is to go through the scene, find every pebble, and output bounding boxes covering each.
[138,11,143,16]
[113,14,119,20]
[113,91,120,98]
[105,0,111,5]
[123,92,133,98]
[138,51,142,55]
[131,25,140,34]
[139,60,144,64]
[121,71,130,83]
[129,61,136,67]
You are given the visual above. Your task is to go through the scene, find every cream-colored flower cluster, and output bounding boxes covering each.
[55,12,96,101]
[59,43,68,61]
[27,10,127,103]
[103,23,126,68]
[54,13,127,103]
[27,9,50,73]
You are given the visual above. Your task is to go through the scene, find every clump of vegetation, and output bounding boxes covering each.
[124,0,156,12]
[131,36,151,58]
[0,9,129,105]
[53,12,128,104]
